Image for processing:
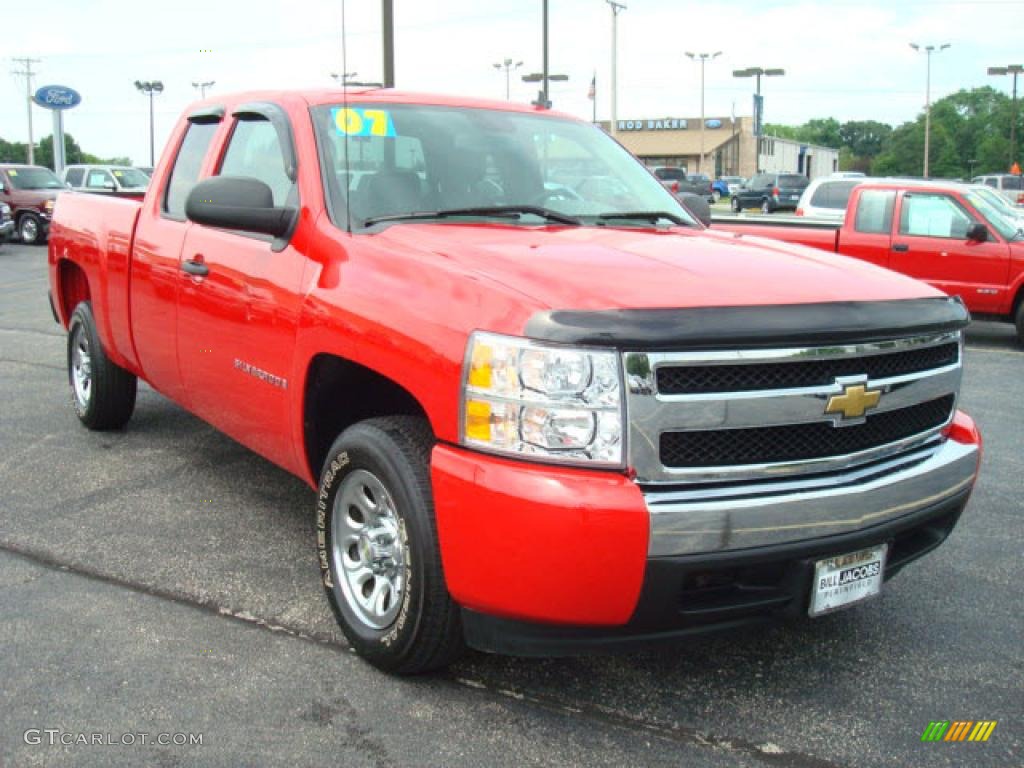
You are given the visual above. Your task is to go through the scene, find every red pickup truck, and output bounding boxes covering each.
[48,90,981,674]
[715,180,1024,343]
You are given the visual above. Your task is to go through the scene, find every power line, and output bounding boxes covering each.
[10,57,41,165]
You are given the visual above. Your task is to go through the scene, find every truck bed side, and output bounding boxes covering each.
[711,216,841,252]
[48,192,143,373]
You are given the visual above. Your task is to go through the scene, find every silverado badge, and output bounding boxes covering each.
[825,382,882,422]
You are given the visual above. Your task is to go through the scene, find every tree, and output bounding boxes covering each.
[838,121,893,160]
[0,137,29,163]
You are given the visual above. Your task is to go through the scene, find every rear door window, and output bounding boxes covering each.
[854,189,896,234]
[164,121,219,219]
[778,174,808,189]
[65,167,85,187]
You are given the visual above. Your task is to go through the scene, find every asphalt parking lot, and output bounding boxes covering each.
[1,240,1021,767]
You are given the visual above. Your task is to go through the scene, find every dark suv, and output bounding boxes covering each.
[731,172,809,213]
[0,164,64,244]
[651,167,714,202]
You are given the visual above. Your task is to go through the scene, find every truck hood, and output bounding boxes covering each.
[376,223,941,311]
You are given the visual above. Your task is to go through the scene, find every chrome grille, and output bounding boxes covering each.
[624,332,962,484]
[656,342,959,395]
[660,394,955,468]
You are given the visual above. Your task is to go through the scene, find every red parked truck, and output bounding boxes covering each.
[48,90,981,673]
[714,180,1024,343]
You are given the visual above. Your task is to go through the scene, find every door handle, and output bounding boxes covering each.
[892,243,909,253]
[182,258,208,277]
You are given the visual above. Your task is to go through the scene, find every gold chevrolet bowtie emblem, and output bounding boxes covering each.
[825,384,882,420]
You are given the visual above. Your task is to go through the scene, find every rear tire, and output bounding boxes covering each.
[67,302,137,430]
[317,416,464,674]
[712,190,722,203]
[1015,300,1024,345]
[731,196,741,213]
[761,199,772,215]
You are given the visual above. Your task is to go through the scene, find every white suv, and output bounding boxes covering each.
[795,176,871,222]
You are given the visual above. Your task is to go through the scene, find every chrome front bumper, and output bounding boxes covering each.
[644,437,978,557]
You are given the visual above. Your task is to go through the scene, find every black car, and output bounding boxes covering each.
[731,172,809,213]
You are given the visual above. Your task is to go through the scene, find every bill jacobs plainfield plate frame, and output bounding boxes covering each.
[809,543,888,617]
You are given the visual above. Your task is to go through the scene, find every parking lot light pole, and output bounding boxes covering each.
[605,0,626,136]
[686,51,721,174]
[134,80,164,168]
[732,66,784,138]
[493,58,523,100]
[987,65,1022,172]
[191,80,215,99]
[910,43,950,178]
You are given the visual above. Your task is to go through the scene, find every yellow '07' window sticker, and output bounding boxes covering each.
[8,169,17,176]
[331,108,396,138]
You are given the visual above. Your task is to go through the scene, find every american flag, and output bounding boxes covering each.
[587,74,595,100]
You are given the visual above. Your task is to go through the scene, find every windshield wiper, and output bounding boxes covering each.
[595,211,693,227]
[363,206,580,227]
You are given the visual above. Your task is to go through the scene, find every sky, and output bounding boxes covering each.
[2,0,1023,166]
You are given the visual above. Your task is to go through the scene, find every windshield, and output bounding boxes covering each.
[110,167,150,188]
[779,175,809,188]
[313,103,695,229]
[965,189,1022,240]
[5,167,62,190]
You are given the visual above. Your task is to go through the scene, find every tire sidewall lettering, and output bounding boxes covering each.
[317,451,350,589]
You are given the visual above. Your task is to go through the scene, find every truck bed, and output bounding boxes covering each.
[710,214,840,252]
[49,191,143,371]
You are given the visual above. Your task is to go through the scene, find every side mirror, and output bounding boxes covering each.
[966,222,988,242]
[677,192,712,227]
[185,176,296,238]
[0,182,5,193]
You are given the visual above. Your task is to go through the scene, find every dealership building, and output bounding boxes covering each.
[601,116,840,180]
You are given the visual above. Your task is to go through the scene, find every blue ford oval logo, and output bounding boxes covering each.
[704,119,722,129]
[33,85,82,110]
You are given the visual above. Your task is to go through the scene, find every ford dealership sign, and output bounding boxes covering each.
[33,85,82,110]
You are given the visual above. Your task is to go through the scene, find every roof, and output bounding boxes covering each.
[185,88,582,122]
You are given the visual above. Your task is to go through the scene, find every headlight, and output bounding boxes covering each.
[44,200,55,213]
[460,332,623,466]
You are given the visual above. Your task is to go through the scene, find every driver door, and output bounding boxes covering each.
[175,106,307,472]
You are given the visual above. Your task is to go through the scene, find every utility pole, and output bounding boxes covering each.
[910,42,950,178]
[382,0,395,88]
[988,64,1022,172]
[493,58,523,100]
[732,66,785,137]
[542,0,549,106]
[11,57,42,165]
[685,51,721,174]
[606,1,626,137]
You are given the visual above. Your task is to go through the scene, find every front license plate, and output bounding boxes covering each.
[809,544,887,617]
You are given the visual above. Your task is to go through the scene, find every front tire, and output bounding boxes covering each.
[1015,300,1024,345]
[67,302,137,430]
[18,213,43,245]
[317,416,463,674]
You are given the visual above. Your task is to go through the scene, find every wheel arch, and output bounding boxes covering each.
[302,353,431,482]
[57,259,91,328]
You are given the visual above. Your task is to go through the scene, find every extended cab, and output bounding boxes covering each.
[49,90,981,674]
[716,180,1024,343]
